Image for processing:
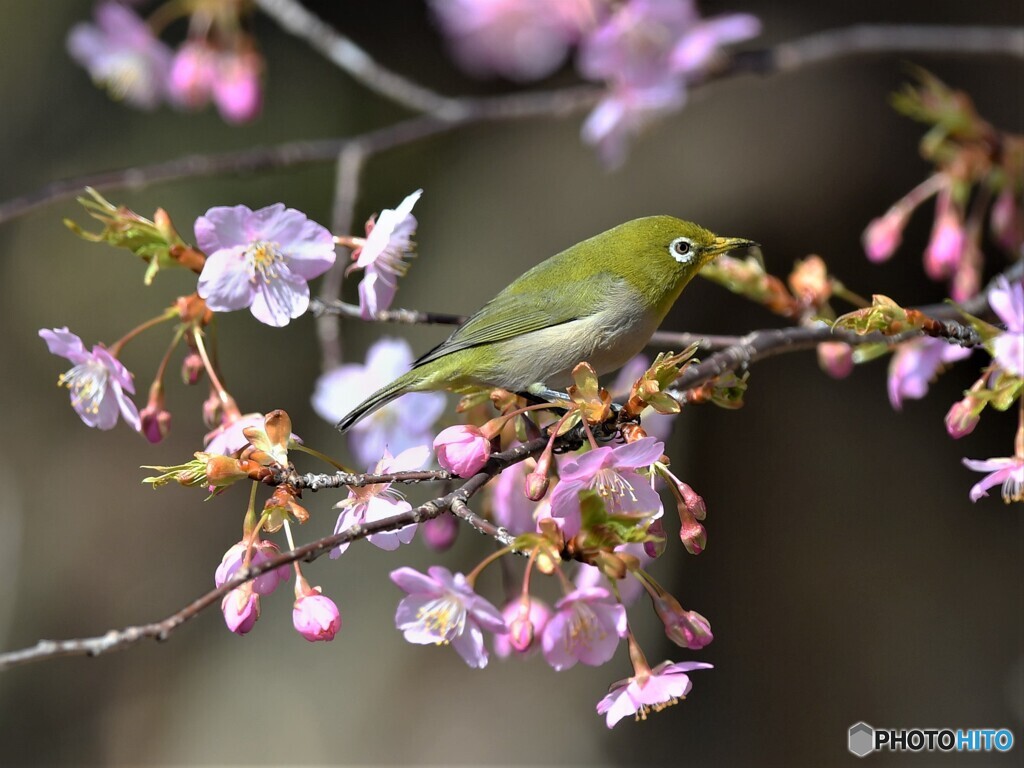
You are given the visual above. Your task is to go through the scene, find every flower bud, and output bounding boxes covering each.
[293,587,341,642]
[140,402,171,444]
[678,481,706,521]
[788,255,830,308]
[213,50,262,124]
[221,584,260,635]
[433,424,491,477]
[169,41,216,108]
[181,352,204,386]
[202,391,223,429]
[862,207,908,263]
[652,592,714,650]
[422,513,459,551]
[990,186,1024,251]
[680,518,707,555]
[945,396,980,439]
[495,597,551,658]
[524,471,550,501]
[215,539,291,596]
[924,202,965,280]
[643,518,667,559]
[817,341,854,379]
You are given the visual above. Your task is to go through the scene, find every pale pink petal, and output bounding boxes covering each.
[197,250,254,311]
[249,266,309,327]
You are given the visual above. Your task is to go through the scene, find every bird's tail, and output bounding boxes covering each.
[335,369,422,433]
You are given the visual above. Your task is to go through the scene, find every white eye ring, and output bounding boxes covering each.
[669,237,694,264]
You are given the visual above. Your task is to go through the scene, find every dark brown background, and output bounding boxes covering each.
[0,1,1020,765]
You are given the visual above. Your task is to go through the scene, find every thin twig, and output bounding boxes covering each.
[451,498,516,547]
[280,468,454,491]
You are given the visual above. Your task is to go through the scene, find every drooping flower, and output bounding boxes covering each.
[862,207,909,263]
[330,446,430,557]
[67,2,172,110]
[221,583,260,635]
[203,412,266,456]
[434,424,491,477]
[547,437,664,538]
[195,203,336,327]
[212,49,262,124]
[39,327,141,432]
[541,586,628,670]
[429,0,599,81]
[887,337,971,410]
[989,277,1024,377]
[168,41,218,109]
[293,581,341,642]
[597,659,713,728]
[215,539,291,596]
[924,190,966,281]
[494,596,552,658]
[391,565,507,668]
[312,338,445,466]
[574,542,652,606]
[962,456,1024,503]
[350,190,422,318]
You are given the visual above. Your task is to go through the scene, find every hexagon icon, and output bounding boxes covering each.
[848,722,875,757]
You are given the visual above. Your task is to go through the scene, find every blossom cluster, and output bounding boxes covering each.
[68,1,262,122]
[430,0,761,165]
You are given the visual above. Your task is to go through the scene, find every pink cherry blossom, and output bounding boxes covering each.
[195,203,336,327]
[546,437,664,538]
[862,207,909,263]
[351,190,422,318]
[670,13,761,74]
[39,327,140,432]
[330,445,431,557]
[887,338,971,410]
[574,542,652,606]
[429,0,599,81]
[221,584,260,635]
[312,338,445,466]
[203,412,266,456]
[988,276,1024,377]
[293,590,341,642]
[924,191,966,280]
[215,539,291,596]
[421,513,460,551]
[962,456,1024,503]
[490,462,541,535]
[391,565,507,668]
[67,2,172,110]
[168,41,218,109]
[541,586,628,670]
[597,660,713,727]
[212,50,262,124]
[434,424,491,477]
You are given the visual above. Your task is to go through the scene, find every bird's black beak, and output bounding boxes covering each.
[708,236,759,257]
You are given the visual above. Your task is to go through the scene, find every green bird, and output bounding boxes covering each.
[337,216,756,432]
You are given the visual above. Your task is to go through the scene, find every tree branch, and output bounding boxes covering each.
[0,437,545,672]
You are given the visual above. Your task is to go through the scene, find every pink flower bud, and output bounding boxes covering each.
[862,207,908,263]
[643,518,667,559]
[678,481,706,521]
[924,205,965,280]
[817,341,854,379]
[656,598,713,650]
[215,539,291,595]
[524,471,550,501]
[680,518,707,555]
[221,584,260,635]
[422,513,459,552]
[945,397,980,439]
[495,597,551,658]
[181,352,204,386]
[202,391,223,429]
[433,424,491,477]
[951,256,981,303]
[139,403,171,443]
[293,590,341,642]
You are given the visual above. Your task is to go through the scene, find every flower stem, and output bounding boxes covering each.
[191,326,236,413]
[465,545,513,588]
[108,308,178,357]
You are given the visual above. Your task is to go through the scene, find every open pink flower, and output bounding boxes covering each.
[312,338,445,466]
[989,276,1024,377]
[887,338,971,410]
[330,445,430,557]
[546,437,664,538]
[391,565,507,668]
[434,424,491,477]
[541,586,627,670]
[962,456,1024,503]
[195,203,336,327]
[350,190,422,318]
[67,2,172,110]
[597,660,713,728]
[39,327,140,432]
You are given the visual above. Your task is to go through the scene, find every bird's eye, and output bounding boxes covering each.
[669,237,693,264]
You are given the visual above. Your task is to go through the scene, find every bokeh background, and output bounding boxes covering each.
[0,1,1021,765]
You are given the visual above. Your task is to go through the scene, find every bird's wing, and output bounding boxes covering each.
[413,281,598,368]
